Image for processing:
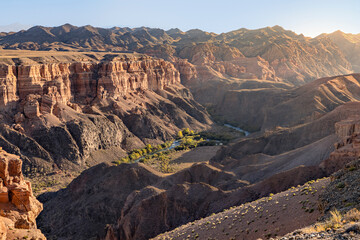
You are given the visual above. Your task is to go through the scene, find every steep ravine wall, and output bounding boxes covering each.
[0,57,180,114]
[0,56,211,173]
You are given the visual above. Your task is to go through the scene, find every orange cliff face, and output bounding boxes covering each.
[0,56,180,118]
[320,117,360,174]
[0,53,211,173]
[0,149,45,239]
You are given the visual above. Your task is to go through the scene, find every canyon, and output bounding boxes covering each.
[36,76,360,239]
[0,50,211,175]
[0,24,359,240]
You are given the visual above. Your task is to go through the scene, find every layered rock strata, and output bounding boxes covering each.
[0,148,45,239]
[0,56,180,111]
[0,54,211,173]
[320,116,360,174]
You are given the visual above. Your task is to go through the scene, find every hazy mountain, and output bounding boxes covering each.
[0,23,32,33]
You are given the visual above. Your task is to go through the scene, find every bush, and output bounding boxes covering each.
[159,154,172,173]
[343,208,360,222]
[336,182,345,189]
[146,144,153,153]
[313,209,342,232]
[183,128,190,135]
[177,130,183,139]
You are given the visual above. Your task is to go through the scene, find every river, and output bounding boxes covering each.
[224,124,250,136]
[134,139,181,163]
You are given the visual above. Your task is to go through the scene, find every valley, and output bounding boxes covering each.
[0,22,359,240]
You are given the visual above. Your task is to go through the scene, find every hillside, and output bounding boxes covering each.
[319,30,360,72]
[154,178,330,240]
[154,121,360,240]
[214,73,360,132]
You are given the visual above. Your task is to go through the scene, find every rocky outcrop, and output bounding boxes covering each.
[0,55,180,110]
[0,53,212,173]
[320,116,360,174]
[335,116,360,138]
[0,65,17,107]
[0,148,45,239]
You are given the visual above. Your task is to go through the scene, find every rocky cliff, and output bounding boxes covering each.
[0,148,45,239]
[0,52,212,173]
[320,116,360,175]
[0,54,179,111]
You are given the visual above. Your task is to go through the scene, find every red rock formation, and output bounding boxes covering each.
[176,43,279,85]
[0,148,45,239]
[320,117,360,174]
[0,56,180,116]
[0,64,17,107]
[335,116,360,138]
[0,53,211,175]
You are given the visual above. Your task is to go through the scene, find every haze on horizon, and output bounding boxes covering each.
[0,0,359,37]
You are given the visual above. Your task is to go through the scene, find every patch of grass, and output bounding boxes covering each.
[312,209,343,232]
[343,208,360,222]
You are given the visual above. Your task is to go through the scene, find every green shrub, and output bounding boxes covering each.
[177,130,183,139]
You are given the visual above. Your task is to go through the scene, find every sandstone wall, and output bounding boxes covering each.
[0,56,211,173]
[320,116,360,174]
[0,148,45,239]
[0,57,180,118]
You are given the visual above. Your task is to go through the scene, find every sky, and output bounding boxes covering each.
[1,0,359,37]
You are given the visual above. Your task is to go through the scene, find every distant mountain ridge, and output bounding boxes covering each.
[0,23,32,33]
[0,24,354,85]
[318,30,360,72]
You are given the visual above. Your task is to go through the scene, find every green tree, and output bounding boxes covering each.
[177,130,183,139]
[159,155,171,173]
[146,144,152,153]
[183,128,190,135]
